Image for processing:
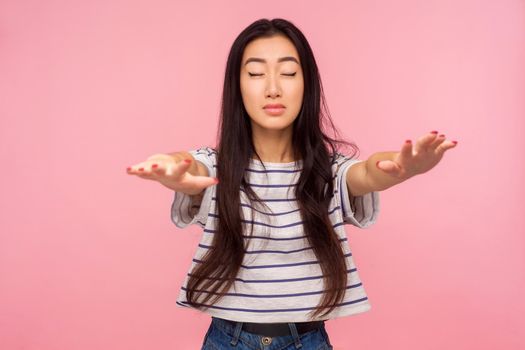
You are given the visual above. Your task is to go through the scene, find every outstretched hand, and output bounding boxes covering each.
[126,153,218,195]
[376,131,458,179]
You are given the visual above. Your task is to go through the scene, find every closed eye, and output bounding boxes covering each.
[248,72,297,77]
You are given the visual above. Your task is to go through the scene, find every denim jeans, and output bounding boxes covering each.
[201,316,334,350]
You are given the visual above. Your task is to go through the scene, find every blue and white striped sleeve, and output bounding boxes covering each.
[336,155,380,228]
[170,147,217,229]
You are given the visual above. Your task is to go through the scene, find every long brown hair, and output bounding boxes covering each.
[186,18,359,320]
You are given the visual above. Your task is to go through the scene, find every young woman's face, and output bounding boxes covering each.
[240,35,304,134]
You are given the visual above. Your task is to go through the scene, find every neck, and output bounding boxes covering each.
[251,126,296,163]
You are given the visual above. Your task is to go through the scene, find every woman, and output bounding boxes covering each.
[127,18,457,350]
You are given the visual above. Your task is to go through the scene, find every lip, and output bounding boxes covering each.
[264,103,285,109]
[263,107,285,116]
[263,104,286,116]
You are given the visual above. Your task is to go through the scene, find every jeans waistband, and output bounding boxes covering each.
[212,316,325,337]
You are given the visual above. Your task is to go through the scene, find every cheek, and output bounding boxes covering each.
[241,89,258,109]
[240,89,260,117]
[285,77,303,98]
[290,84,304,106]
[241,83,261,105]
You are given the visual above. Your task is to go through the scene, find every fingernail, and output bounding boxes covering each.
[431,130,438,134]
[184,159,192,163]
[152,164,158,168]
[452,140,458,144]
[214,178,220,183]
[376,160,381,167]
[439,134,445,138]
[139,167,144,171]
[405,139,411,143]
[126,167,131,171]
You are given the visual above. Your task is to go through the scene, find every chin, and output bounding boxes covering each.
[257,117,293,127]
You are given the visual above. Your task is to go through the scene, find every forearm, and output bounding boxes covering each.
[365,151,408,192]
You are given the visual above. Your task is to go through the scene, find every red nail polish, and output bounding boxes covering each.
[126,167,131,171]
[431,130,438,134]
[152,164,158,168]
[452,140,458,144]
[405,139,411,143]
[139,167,144,171]
[184,159,192,163]
[439,134,445,138]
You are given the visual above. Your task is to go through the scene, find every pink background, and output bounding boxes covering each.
[1,0,524,349]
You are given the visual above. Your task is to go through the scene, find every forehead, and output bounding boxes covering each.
[242,35,299,63]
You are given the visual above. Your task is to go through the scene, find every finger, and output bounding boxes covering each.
[429,133,446,149]
[435,140,458,156]
[150,162,171,177]
[376,160,403,177]
[191,175,220,188]
[135,165,157,180]
[165,162,175,176]
[126,161,162,178]
[126,164,147,175]
[127,153,175,174]
[144,162,169,179]
[127,161,149,173]
[414,131,439,154]
[400,139,413,160]
[126,169,155,181]
[166,159,191,177]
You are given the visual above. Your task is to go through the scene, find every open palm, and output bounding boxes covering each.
[126,154,218,195]
[376,131,458,179]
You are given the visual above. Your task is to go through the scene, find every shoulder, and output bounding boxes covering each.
[331,152,355,170]
[191,146,217,157]
[190,146,218,176]
[190,146,218,162]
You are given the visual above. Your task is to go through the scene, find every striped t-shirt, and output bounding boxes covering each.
[171,146,380,323]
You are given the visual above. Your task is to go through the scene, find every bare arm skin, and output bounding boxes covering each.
[126,151,218,209]
[346,131,458,196]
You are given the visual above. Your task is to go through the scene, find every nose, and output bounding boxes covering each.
[265,74,281,98]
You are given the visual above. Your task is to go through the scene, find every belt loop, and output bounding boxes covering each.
[229,321,243,346]
[287,323,303,349]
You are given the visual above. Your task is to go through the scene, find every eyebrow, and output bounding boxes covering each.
[244,56,300,65]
